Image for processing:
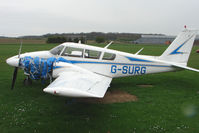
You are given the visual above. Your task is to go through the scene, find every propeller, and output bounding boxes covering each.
[11,67,18,90]
[11,41,22,90]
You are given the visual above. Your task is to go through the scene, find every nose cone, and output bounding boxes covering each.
[6,56,20,67]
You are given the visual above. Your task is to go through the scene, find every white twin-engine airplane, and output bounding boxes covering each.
[6,29,199,98]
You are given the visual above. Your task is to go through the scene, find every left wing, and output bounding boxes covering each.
[43,71,112,98]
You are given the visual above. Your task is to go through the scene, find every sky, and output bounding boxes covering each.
[0,0,199,37]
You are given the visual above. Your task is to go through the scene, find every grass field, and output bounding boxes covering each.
[0,43,199,133]
[0,38,46,44]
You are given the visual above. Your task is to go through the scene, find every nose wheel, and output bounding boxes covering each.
[23,76,32,86]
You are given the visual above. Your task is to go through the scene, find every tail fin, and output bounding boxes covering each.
[159,29,197,65]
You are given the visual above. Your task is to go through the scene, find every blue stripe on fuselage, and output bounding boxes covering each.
[125,56,153,62]
[59,60,170,67]
[53,60,170,70]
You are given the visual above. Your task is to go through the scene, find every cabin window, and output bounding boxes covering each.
[61,47,83,57]
[84,49,101,59]
[50,45,64,55]
[102,52,116,60]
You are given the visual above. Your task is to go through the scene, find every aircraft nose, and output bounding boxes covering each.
[6,56,20,67]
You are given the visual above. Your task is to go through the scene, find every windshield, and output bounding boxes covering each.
[61,47,83,57]
[50,45,64,55]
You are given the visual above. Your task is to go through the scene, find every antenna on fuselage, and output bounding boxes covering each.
[104,41,113,49]
[18,40,23,58]
[135,48,144,55]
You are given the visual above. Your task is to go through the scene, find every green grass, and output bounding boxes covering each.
[0,43,199,133]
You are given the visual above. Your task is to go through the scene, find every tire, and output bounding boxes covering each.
[23,77,32,86]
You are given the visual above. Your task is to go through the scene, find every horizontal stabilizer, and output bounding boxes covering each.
[171,63,199,72]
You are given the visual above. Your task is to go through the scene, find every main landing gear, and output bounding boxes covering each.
[23,76,32,86]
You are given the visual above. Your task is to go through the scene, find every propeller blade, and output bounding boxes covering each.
[11,67,18,90]
[10,41,23,90]
[18,41,22,58]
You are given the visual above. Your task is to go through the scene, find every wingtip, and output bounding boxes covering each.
[43,87,103,98]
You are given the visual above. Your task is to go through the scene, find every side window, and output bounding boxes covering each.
[102,52,116,60]
[84,49,101,59]
[61,47,83,57]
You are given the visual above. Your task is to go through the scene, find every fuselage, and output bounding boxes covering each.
[6,42,177,78]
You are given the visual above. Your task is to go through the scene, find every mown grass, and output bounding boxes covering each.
[0,43,199,133]
[0,38,46,44]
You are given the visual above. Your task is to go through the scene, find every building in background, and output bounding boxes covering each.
[134,35,175,45]
[134,35,199,45]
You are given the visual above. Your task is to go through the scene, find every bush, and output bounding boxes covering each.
[73,38,79,43]
[95,36,105,43]
[46,36,67,43]
[80,37,86,44]
[71,37,86,44]
[46,36,86,44]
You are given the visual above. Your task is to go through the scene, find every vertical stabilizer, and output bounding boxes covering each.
[158,29,197,65]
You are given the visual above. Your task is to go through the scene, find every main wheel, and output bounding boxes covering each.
[23,77,32,86]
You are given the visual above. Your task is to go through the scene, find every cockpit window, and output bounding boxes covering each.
[84,49,101,59]
[50,45,64,55]
[102,52,116,60]
[61,47,83,57]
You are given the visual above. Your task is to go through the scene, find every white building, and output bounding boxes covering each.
[134,35,199,45]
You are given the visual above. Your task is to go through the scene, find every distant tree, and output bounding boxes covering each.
[46,36,67,43]
[68,37,72,42]
[95,36,105,43]
[80,37,86,44]
[74,38,79,43]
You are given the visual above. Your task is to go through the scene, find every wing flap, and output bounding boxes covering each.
[43,71,112,98]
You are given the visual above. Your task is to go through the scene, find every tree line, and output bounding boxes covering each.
[46,36,86,44]
[45,32,141,43]
[46,36,106,43]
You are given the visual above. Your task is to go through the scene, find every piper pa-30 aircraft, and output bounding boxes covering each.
[6,29,199,98]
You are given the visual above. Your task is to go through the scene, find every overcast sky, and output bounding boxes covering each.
[0,0,198,37]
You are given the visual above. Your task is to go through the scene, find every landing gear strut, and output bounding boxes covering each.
[23,76,32,86]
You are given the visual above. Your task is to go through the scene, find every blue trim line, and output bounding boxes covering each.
[53,66,63,69]
[62,60,170,68]
[126,56,152,62]
[170,42,185,55]
[170,35,193,55]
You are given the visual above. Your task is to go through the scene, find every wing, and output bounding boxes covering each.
[43,71,112,98]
